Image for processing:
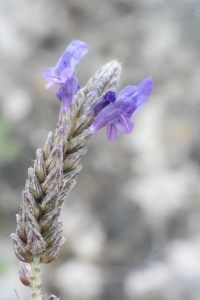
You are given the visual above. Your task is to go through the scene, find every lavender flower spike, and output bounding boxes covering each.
[87,76,154,141]
[43,40,88,111]
[12,34,155,299]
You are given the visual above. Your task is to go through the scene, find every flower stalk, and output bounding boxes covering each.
[30,256,42,300]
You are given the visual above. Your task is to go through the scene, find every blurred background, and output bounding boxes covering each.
[0,0,200,299]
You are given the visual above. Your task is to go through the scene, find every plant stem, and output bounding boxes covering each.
[30,256,42,300]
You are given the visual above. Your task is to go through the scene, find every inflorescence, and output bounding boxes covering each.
[11,40,154,292]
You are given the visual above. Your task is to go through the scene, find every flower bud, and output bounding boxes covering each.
[28,168,43,200]
[67,132,90,153]
[21,190,41,220]
[39,208,61,231]
[34,148,46,182]
[43,222,63,248]
[46,145,63,172]
[61,165,82,187]
[27,229,45,256]
[11,233,32,262]
[41,167,62,194]
[63,146,87,171]
[43,131,53,160]
[58,179,76,204]
[40,237,65,264]
[21,211,39,235]
[52,124,67,148]
[19,262,31,286]
[39,188,59,213]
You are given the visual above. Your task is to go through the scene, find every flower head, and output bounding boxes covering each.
[88,77,154,141]
[43,40,88,111]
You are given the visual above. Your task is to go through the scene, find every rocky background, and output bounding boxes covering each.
[0,0,200,299]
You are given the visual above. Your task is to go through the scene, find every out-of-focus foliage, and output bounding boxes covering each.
[0,118,21,167]
[0,259,10,276]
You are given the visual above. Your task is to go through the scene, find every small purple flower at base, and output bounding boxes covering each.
[87,76,154,141]
[43,40,88,111]
[19,262,31,286]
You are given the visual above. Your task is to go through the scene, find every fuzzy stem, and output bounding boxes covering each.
[30,256,42,300]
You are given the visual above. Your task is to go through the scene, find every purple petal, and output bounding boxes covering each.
[56,76,79,103]
[43,67,60,84]
[116,116,134,134]
[132,95,146,114]
[104,91,116,103]
[61,76,79,111]
[55,68,76,101]
[67,40,88,69]
[56,40,88,73]
[56,88,62,101]
[117,85,138,100]
[139,76,154,96]
[107,124,119,141]
[45,82,57,89]
[60,68,75,83]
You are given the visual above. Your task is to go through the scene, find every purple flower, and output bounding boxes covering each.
[88,77,154,141]
[43,40,88,111]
